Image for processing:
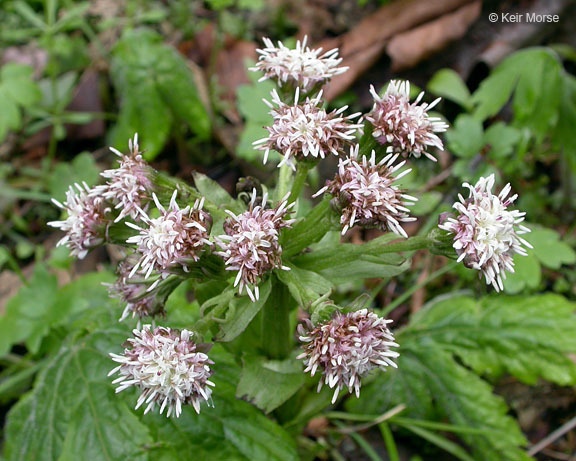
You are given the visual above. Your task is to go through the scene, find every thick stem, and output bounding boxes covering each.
[288,163,310,204]
[262,276,292,359]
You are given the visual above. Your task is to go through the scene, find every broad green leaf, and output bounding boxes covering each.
[192,171,243,214]
[427,69,472,110]
[292,234,410,283]
[405,294,576,385]
[348,346,528,461]
[0,265,58,356]
[47,152,101,202]
[236,354,305,413]
[472,47,562,140]
[215,279,271,342]
[236,122,268,162]
[502,253,541,294]
[147,346,299,461]
[0,268,114,355]
[523,225,576,269]
[282,197,335,258]
[110,29,211,159]
[4,329,152,461]
[0,64,41,142]
[446,115,484,158]
[276,263,333,308]
[236,79,275,123]
[552,74,576,160]
[350,292,576,460]
[484,122,520,159]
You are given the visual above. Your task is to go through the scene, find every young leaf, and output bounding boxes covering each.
[275,263,333,308]
[236,354,305,413]
[110,29,211,159]
[292,234,410,284]
[446,115,484,158]
[523,225,576,270]
[215,279,272,342]
[427,69,472,110]
[0,63,41,142]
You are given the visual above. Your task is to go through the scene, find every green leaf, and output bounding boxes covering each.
[192,171,243,215]
[215,279,271,342]
[502,253,541,294]
[524,225,576,270]
[47,152,101,202]
[147,346,299,461]
[406,293,576,384]
[446,115,484,158]
[348,346,528,461]
[484,122,520,159]
[0,269,114,355]
[427,69,472,110]
[282,197,335,257]
[236,122,269,162]
[236,354,305,413]
[471,47,562,139]
[110,29,211,159]
[0,64,41,142]
[350,292,576,460]
[292,234,410,284]
[4,329,152,461]
[276,263,332,308]
[237,79,276,123]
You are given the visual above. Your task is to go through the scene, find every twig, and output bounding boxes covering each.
[527,415,576,457]
[333,404,406,434]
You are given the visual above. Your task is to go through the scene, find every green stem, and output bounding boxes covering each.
[262,276,292,359]
[288,163,310,204]
[381,261,458,317]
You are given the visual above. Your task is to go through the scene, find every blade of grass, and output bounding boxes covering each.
[379,422,399,461]
[401,424,475,461]
[392,416,499,436]
[333,421,383,461]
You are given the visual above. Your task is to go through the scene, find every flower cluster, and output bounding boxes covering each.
[48,182,109,258]
[215,190,295,301]
[253,89,362,169]
[439,174,532,291]
[109,326,215,417]
[96,133,153,223]
[315,146,416,237]
[250,36,347,91]
[126,191,212,289]
[297,309,399,403]
[366,81,448,161]
[106,259,164,322]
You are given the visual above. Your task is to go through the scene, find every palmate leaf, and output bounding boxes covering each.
[348,293,576,460]
[4,330,299,461]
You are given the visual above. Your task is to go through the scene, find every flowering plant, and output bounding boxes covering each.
[5,37,576,461]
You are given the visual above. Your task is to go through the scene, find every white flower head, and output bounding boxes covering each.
[297,308,399,404]
[439,174,532,291]
[253,88,362,169]
[314,146,417,237]
[109,325,215,417]
[366,80,448,161]
[126,190,212,290]
[48,182,109,259]
[97,133,153,223]
[215,189,295,301]
[250,36,348,91]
